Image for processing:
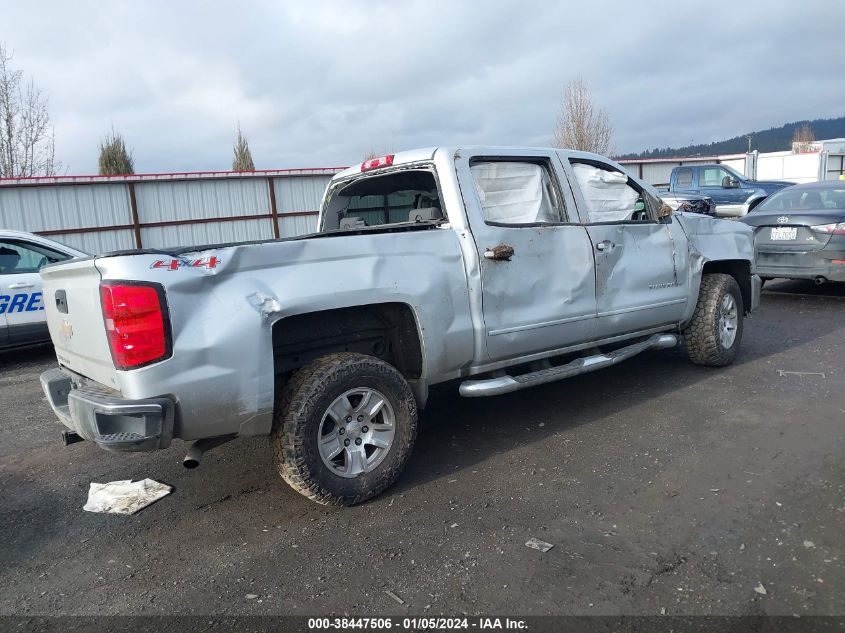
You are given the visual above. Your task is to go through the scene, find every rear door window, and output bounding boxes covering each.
[469,160,566,225]
[675,168,693,188]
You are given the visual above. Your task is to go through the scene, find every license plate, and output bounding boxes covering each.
[770,227,797,241]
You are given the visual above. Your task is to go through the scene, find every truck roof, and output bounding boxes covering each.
[332,146,625,181]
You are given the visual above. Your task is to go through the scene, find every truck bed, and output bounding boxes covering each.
[69,220,444,262]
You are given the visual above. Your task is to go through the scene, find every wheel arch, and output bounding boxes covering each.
[271,302,427,406]
[701,259,752,313]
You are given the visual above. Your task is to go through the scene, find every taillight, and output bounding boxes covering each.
[811,222,845,235]
[361,154,394,172]
[100,282,171,370]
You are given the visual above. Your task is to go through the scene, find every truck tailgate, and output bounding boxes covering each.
[41,258,119,389]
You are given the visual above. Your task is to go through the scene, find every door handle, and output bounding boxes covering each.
[484,244,515,261]
[7,282,35,289]
[595,240,614,252]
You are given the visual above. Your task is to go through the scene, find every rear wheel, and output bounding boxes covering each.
[272,352,417,506]
[683,273,744,366]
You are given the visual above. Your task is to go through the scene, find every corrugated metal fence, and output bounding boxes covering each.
[0,168,343,254]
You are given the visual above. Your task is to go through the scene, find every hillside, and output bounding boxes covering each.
[619,116,845,159]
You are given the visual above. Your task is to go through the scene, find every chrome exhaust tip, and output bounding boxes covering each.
[182,434,237,469]
[182,445,202,469]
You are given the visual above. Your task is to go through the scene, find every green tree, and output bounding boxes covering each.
[232,124,255,171]
[98,128,134,175]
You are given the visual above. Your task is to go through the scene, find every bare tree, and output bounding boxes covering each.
[552,78,613,155]
[98,127,134,175]
[363,146,393,161]
[232,124,255,171]
[0,43,61,177]
[792,123,815,152]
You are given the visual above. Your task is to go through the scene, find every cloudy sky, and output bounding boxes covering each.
[2,0,843,174]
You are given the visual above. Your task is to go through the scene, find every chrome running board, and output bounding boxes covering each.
[459,334,678,397]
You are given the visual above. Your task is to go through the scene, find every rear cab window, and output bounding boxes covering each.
[321,168,444,231]
[569,161,657,224]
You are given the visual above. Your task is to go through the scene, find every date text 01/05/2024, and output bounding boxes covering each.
[307,617,528,630]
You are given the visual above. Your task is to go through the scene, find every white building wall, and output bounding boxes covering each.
[756,152,819,183]
[720,157,747,176]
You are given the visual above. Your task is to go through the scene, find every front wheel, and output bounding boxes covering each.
[683,273,744,366]
[272,353,418,506]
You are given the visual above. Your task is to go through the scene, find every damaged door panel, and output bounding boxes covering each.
[455,152,597,362]
[565,160,689,337]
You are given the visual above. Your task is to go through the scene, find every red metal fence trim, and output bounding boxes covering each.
[33,211,319,238]
[0,167,346,186]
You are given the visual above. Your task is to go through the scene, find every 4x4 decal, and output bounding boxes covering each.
[150,257,220,271]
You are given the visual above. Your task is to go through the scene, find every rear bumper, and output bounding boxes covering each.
[755,250,845,282]
[40,367,174,452]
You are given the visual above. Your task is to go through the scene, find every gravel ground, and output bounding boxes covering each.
[0,280,842,616]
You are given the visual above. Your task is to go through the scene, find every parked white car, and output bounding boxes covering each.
[0,230,86,350]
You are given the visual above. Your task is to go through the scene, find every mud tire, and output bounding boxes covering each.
[683,273,744,367]
[272,353,417,506]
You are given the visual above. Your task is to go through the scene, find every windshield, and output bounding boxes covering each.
[321,168,443,231]
[756,184,845,212]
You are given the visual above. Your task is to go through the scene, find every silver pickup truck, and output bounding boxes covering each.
[40,147,761,505]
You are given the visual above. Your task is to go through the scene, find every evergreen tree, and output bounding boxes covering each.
[232,124,255,171]
[98,128,134,175]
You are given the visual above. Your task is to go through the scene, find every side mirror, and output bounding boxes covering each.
[658,203,673,221]
[721,176,739,188]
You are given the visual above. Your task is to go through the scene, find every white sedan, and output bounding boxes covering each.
[0,230,86,350]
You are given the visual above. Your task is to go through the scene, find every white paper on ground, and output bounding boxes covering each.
[83,479,172,515]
